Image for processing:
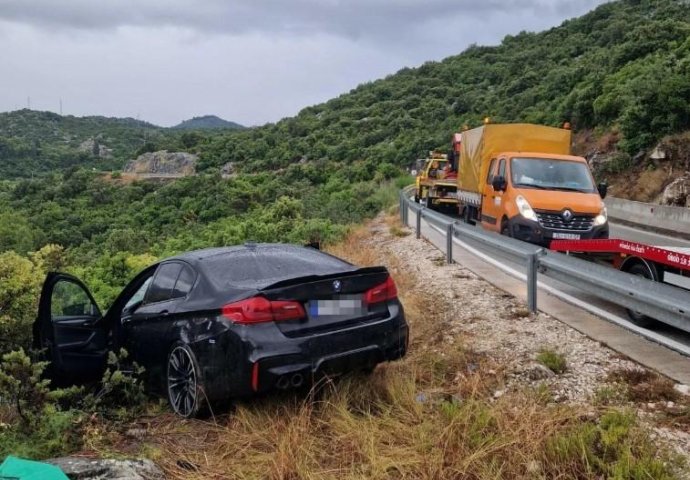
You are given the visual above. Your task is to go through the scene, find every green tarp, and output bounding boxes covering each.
[0,456,68,480]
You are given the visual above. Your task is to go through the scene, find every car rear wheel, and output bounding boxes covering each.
[167,344,205,418]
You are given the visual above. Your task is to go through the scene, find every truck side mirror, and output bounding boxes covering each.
[492,175,507,192]
[597,182,608,199]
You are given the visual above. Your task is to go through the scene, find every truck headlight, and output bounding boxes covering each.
[593,207,607,226]
[516,195,538,222]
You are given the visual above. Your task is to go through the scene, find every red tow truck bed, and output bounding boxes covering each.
[550,238,690,273]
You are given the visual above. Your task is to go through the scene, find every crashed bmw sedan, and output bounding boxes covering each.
[34,244,409,417]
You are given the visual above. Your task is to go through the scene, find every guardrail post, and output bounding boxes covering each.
[399,196,404,224]
[416,208,423,239]
[446,223,453,264]
[526,252,538,313]
[526,249,545,313]
[403,198,410,227]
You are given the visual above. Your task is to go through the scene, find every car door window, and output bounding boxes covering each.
[172,264,196,299]
[145,263,183,304]
[124,277,153,311]
[51,280,100,320]
[486,159,497,184]
[498,159,506,179]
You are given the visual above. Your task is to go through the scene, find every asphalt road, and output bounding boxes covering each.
[610,222,690,249]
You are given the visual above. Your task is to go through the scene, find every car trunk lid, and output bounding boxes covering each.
[261,267,393,337]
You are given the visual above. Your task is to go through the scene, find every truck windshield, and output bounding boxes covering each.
[511,157,595,193]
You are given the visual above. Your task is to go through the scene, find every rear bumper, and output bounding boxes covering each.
[197,302,408,399]
[505,216,609,247]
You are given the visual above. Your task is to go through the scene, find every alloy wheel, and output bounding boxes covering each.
[167,346,199,417]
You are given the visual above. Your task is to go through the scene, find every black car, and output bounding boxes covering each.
[34,244,408,417]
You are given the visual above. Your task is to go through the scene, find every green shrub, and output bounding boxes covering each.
[82,349,147,421]
[536,348,567,374]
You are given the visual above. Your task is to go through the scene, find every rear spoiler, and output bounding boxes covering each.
[262,266,389,291]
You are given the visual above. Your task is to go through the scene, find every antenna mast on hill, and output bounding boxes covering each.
[59,98,63,115]
[27,96,31,109]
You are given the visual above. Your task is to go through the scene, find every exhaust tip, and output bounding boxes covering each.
[276,375,290,390]
[291,373,304,388]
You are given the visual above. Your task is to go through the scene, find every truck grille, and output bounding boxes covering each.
[535,211,594,231]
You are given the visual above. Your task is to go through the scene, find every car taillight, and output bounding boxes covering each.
[364,276,398,305]
[222,297,306,324]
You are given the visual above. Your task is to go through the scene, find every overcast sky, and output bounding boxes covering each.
[0,0,608,127]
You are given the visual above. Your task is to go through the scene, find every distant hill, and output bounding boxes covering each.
[0,110,235,178]
[173,115,244,130]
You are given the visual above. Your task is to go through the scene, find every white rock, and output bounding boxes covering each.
[674,384,690,396]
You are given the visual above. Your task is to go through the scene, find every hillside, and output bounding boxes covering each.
[0,110,234,178]
[173,115,244,130]
[0,110,170,177]
[199,0,690,176]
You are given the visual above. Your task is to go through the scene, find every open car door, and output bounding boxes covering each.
[34,272,108,384]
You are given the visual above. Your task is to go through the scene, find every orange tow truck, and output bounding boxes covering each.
[415,152,458,210]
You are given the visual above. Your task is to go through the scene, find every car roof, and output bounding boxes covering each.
[165,244,355,290]
[167,243,320,264]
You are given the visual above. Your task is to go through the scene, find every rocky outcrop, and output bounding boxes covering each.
[124,151,197,176]
[220,161,236,178]
[47,457,164,480]
[586,150,615,170]
[659,175,690,207]
[78,138,113,159]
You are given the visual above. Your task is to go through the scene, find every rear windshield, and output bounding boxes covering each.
[203,247,355,289]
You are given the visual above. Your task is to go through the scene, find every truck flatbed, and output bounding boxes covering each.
[551,238,690,273]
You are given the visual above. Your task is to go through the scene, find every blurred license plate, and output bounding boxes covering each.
[309,297,364,317]
[553,232,581,240]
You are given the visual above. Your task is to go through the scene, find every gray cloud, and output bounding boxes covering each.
[0,0,605,39]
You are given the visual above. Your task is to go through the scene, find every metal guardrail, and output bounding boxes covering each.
[399,188,690,332]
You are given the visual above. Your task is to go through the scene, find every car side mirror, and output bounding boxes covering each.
[305,240,321,250]
[492,175,507,192]
[597,182,608,199]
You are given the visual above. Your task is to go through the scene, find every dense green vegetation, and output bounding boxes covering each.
[173,115,245,130]
[0,110,236,178]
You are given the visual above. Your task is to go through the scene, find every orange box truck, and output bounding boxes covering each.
[457,123,609,246]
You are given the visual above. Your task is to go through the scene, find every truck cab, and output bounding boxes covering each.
[481,152,609,245]
[415,156,446,202]
[416,153,458,210]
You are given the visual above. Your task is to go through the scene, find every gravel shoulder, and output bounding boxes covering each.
[367,213,690,460]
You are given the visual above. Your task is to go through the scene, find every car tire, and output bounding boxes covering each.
[500,220,511,237]
[624,263,658,329]
[166,343,206,418]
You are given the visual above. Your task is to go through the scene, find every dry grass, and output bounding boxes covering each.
[389,225,410,238]
[95,216,683,479]
[608,368,680,403]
